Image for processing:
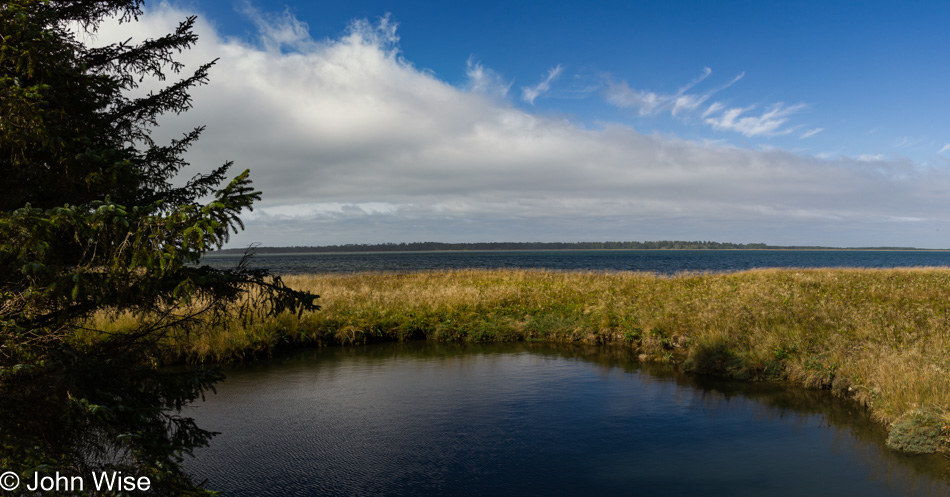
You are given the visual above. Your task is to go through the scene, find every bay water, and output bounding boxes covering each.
[201,249,950,275]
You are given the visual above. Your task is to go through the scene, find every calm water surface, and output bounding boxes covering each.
[184,343,950,496]
[201,249,950,274]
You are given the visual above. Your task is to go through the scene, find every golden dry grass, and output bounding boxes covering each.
[85,267,950,453]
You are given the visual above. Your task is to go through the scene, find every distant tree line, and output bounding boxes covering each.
[211,241,923,255]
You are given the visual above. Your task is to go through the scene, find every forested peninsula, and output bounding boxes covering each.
[212,240,925,254]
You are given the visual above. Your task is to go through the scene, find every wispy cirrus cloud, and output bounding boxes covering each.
[604,68,745,118]
[465,56,511,98]
[605,67,710,116]
[704,102,807,138]
[605,68,815,139]
[521,64,564,104]
[893,136,927,148]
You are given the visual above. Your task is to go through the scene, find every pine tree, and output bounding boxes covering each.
[0,1,317,493]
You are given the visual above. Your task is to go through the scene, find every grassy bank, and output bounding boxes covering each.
[87,268,950,454]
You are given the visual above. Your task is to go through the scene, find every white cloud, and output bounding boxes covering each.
[670,67,713,116]
[606,70,816,139]
[856,154,885,162]
[702,102,725,119]
[894,136,926,148]
[938,144,950,155]
[521,64,564,104]
[605,67,707,116]
[604,68,746,119]
[246,202,403,219]
[239,3,317,53]
[604,81,665,115]
[704,103,806,137]
[465,57,511,98]
[92,5,950,247]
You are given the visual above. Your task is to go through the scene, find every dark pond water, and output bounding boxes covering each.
[201,249,950,275]
[184,343,950,496]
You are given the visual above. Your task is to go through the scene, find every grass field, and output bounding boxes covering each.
[86,267,950,454]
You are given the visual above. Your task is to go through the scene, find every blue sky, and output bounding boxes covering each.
[98,1,950,247]
[199,0,950,162]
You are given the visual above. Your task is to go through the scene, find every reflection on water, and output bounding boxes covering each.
[185,343,950,496]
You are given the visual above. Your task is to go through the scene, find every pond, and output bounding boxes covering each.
[184,343,950,496]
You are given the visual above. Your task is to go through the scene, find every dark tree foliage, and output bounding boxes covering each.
[0,1,318,494]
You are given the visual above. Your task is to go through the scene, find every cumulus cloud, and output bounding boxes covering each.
[92,4,950,247]
[521,65,564,104]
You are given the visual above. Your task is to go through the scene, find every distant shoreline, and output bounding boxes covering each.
[210,241,941,255]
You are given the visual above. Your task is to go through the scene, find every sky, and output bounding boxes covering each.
[94,1,950,248]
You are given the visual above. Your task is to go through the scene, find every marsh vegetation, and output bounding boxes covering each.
[87,267,950,455]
